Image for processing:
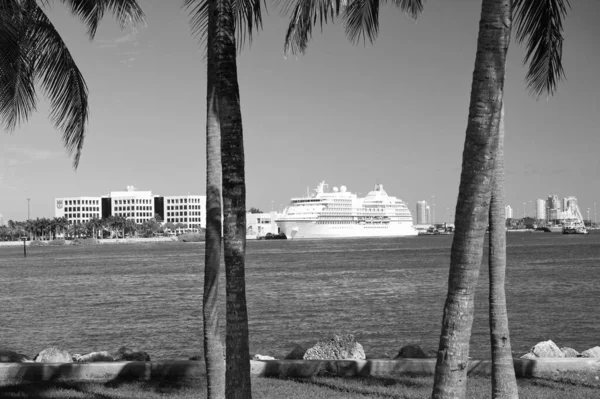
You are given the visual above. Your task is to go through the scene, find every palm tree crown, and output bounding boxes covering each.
[0,0,145,168]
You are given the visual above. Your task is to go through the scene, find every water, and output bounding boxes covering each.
[0,233,598,360]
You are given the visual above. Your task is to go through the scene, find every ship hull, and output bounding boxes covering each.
[276,221,419,239]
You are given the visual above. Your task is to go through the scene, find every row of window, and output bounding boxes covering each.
[114,206,152,211]
[66,213,100,219]
[166,205,202,211]
[65,207,99,212]
[113,199,152,205]
[114,212,153,218]
[166,198,203,204]
[64,199,99,205]
[166,217,201,223]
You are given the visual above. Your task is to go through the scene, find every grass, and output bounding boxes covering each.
[1,372,599,399]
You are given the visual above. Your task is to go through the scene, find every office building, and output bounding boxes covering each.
[55,186,207,229]
[416,201,430,224]
[536,199,546,220]
[505,205,513,219]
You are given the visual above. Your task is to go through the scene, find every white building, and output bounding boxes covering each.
[55,197,102,224]
[505,205,513,219]
[0,214,4,226]
[107,186,155,224]
[416,201,430,224]
[536,199,546,220]
[246,211,279,238]
[163,195,207,231]
[55,186,207,229]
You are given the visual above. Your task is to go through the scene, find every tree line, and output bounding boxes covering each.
[0,216,193,241]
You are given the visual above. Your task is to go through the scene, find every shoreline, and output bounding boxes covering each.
[0,237,194,247]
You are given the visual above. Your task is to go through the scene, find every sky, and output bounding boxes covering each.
[1,0,599,223]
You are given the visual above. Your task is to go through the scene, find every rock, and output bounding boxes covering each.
[0,350,32,363]
[560,347,580,358]
[113,347,150,361]
[394,344,428,359]
[581,346,600,358]
[530,340,565,358]
[303,334,366,360]
[520,353,538,359]
[285,344,309,360]
[34,347,72,363]
[253,354,276,361]
[73,351,115,362]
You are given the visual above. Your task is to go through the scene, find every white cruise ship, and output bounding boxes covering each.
[275,181,418,239]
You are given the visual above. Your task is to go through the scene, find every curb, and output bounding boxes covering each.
[1,358,599,385]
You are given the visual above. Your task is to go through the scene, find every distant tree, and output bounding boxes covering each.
[248,207,262,214]
[154,213,163,223]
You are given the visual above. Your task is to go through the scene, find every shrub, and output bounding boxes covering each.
[48,239,67,246]
[29,240,47,247]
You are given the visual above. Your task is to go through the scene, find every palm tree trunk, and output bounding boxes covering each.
[488,104,518,398]
[432,0,512,397]
[203,5,226,396]
[211,0,252,395]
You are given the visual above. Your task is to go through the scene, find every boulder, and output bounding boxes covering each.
[253,354,276,361]
[580,346,600,358]
[303,334,366,360]
[285,344,309,360]
[0,350,32,363]
[113,347,150,361]
[394,344,428,359]
[520,353,538,359]
[34,347,72,363]
[73,351,115,363]
[560,347,580,358]
[530,340,565,358]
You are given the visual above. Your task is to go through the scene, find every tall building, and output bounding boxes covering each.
[547,194,560,220]
[565,196,577,210]
[55,186,207,229]
[505,205,513,219]
[536,199,546,220]
[0,214,4,226]
[416,201,430,224]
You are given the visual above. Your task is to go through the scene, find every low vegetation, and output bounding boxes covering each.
[1,372,599,399]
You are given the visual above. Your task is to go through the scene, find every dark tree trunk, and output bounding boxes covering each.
[432,0,512,397]
[203,2,226,396]
[488,104,518,398]
[209,0,252,396]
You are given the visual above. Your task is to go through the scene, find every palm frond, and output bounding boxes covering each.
[513,0,571,97]
[27,2,89,168]
[58,0,146,39]
[344,0,422,45]
[0,4,37,133]
[282,0,343,55]
[184,0,265,54]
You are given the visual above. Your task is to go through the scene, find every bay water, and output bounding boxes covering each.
[0,232,598,360]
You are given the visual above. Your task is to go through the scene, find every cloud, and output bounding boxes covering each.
[97,32,139,49]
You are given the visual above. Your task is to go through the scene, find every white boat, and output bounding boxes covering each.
[275,181,418,239]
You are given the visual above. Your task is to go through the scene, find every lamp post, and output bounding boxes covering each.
[587,208,590,226]
[594,203,597,227]
[522,202,526,219]
[26,198,30,220]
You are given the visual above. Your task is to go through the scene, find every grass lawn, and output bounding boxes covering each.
[0,372,598,398]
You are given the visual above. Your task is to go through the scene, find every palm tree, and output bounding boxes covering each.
[432,1,570,397]
[283,0,570,397]
[185,0,263,396]
[0,0,145,169]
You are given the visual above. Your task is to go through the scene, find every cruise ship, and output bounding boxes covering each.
[275,182,418,239]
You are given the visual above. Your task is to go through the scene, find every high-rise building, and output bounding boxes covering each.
[536,199,546,220]
[565,196,577,210]
[547,194,560,220]
[0,214,4,226]
[505,205,513,219]
[416,201,430,224]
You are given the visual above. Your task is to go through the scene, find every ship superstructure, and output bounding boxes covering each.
[275,181,418,239]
